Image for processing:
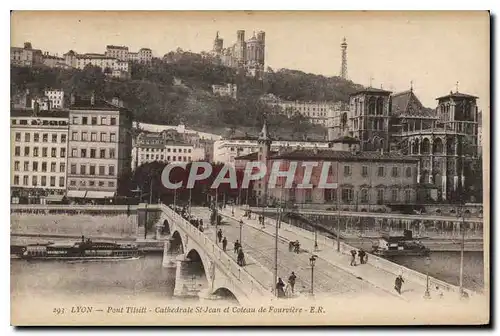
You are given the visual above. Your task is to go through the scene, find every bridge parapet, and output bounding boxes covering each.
[158,204,273,302]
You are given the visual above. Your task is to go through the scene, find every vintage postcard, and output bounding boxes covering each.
[10,10,490,326]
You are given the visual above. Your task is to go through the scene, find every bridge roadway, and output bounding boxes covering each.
[191,207,419,301]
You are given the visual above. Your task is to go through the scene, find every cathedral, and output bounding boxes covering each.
[212,30,265,79]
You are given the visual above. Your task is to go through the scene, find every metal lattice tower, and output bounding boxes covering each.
[340,37,348,79]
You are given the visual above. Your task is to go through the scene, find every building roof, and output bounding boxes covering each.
[11,109,69,119]
[436,91,478,100]
[70,97,130,113]
[106,45,129,50]
[329,136,360,144]
[390,90,436,118]
[351,87,392,96]
[271,149,419,163]
[78,53,116,60]
[235,151,279,161]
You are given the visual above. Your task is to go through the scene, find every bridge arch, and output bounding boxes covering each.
[213,287,239,304]
[163,219,171,235]
[171,230,184,255]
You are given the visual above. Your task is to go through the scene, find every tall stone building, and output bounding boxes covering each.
[211,30,266,78]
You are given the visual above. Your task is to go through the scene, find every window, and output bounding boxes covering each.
[110,133,116,142]
[81,149,87,158]
[173,148,177,153]
[360,189,369,204]
[15,133,21,141]
[188,149,192,153]
[72,116,79,124]
[100,133,107,142]
[89,180,95,186]
[23,176,28,186]
[59,177,64,187]
[23,161,29,171]
[50,176,55,187]
[100,117,107,125]
[391,189,398,202]
[70,164,77,174]
[109,149,115,158]
[50,162,56,172]
[42,134,48,142]
[108,165,115,176]
[70,180,76,186]
[25,133,30,142]
[324,188,337,202]
[91,133,97,141]
[99,165,105,175]
[378,167,385,177]
[32,176,38,186]
[34,133,39,142]
[41,162,47,172]
[72,132,78,141]
[89,165,96,175]
[33,147,39,157]
[60,163,65,173]
[32,162,38,172]
[405,167,412,178]
[178,156,182,161]
[71,148,77,157]
[90,149,96,158]
[377,189,384,203]
[52,134,57,143]
[80,165,86,175]
[110,117,116,125]
[391,167,398,178]
[91,117,97,125]
[343,165,351,177]
[405,190,411,203]
[362,166,369,177]
[82,117,88,125]
[60,148,66,158]
[13,175,19,185]
[98,181,105,187]
[341,188,353,203]
[41,176,46,186]
[42,147,47,157]
[108,181,115,188]
[82,132,88,141]
[14,161,20,171]
[24,147,30,156]
[61,134,66,143]
[15,146,20,156]
[51,148,57,157]
[100,149,106,158]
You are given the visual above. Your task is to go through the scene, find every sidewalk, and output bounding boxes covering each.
[221,207,433,302]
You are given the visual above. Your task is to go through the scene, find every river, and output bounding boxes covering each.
[11,250,485,302]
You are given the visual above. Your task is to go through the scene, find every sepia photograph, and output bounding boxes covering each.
[9,10,490,326]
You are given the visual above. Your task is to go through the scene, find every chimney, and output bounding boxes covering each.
[70,92,76,106]
[90,92,95,106]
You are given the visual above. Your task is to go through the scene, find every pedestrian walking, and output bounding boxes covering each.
[394,275,404,295]
[358,249,366,264]
[222,237,227,252]
[237,249,246,266]
[350,250,357,266]
[234,240,240,254]
[436,286,444,299]
[288,272,297,294]
[217,229,223,243]
[276,278,286,298]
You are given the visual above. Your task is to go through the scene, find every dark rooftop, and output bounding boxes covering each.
[351,87,392,96]
[329,136,360,144]
[235,151,279,161]
[271,149,419,163]
[70,97,127,111]
[390,90,436,118]
[436,91,478,100]
[11,109,69,119]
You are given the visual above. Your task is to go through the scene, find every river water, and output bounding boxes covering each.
[11,250,485,302]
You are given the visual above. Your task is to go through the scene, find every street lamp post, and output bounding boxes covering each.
[239,219,243,244]
[424,256,431,299]
[309,255,317,297]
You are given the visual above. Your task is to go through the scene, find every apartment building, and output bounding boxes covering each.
[44,89,65,109]
[10,42,43,67]
[67,94,133,200]
[10,108,69,204]
[212,84,237,99]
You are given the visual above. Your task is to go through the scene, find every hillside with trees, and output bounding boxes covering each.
[11,50,364,139]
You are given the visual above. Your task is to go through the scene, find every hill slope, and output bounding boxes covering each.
[10,50,364,139]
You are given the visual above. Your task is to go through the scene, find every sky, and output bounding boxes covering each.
[11,11,490,110]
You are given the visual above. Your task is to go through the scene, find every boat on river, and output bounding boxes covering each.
[16,237,142,261]
[371,230,430,257]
